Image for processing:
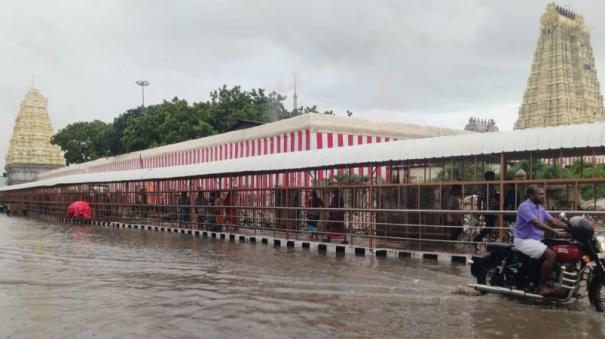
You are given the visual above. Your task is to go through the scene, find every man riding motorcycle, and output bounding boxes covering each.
[471,186,603,308]
[514,185,569,296]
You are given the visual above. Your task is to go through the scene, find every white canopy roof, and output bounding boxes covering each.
[3,121,605,192]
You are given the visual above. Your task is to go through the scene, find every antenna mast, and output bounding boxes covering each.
[293,74,298,113]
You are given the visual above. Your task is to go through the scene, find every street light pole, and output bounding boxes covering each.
[135,80,150,108]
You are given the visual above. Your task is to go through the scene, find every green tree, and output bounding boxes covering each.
[435,161,477,181]
[507,160,568,180]
[567,160,605,200]
[266,91,296,121]
[298,105,319,113]
[206,85,273,133]
[567,159,605,179]
[121,97,215,152]
[109,107,145,155]
[51,120,113,164]
[318,173,371,186]
[52,85,314,161]
[294,105,341,116]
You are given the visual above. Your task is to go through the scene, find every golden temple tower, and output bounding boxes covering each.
[5,88,64,185]
[514,3,605,129]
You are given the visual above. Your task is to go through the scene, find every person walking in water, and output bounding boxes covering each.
[194,192,208,229]
[178,192,190,227]
[307,190,324,241]
[446,185,463,243]
[223,192,238,232]
[207,192,220,232]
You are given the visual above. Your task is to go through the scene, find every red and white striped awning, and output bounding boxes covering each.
[38,113,466,179]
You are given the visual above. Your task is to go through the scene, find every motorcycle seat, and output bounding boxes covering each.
[486,242,514,253]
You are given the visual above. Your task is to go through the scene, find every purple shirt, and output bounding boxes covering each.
[514,199,553,240]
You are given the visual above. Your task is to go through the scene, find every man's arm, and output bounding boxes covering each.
[531,219,568,237]
[546,217,567,229]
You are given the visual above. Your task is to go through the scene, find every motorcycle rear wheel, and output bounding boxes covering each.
[476,267,497,294]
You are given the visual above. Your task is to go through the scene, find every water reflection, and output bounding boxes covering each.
[0,215,604,338]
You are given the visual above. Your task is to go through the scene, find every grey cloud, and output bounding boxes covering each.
[1,0,605,170]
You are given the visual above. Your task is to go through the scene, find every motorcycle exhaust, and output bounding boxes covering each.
[468,284,543,299]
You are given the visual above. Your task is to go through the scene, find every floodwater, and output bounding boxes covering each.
[1,215,605,339]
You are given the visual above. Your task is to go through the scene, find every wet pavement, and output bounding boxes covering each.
[1,215,604,338]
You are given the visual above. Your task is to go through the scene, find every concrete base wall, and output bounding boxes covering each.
[5,163,64,186]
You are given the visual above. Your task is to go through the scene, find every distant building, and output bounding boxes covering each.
[464,117,499,133]
[4,88,65,185]
[515,3,605,129]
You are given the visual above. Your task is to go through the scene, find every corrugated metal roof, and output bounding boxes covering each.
[4,121,605,192]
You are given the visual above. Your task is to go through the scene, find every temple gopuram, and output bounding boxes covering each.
[4,88,64,185]
[464,117,499,133]
[514,3,605,129]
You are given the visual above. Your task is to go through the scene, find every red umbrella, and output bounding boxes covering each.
[66,200,92,220]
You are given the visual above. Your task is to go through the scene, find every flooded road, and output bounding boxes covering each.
[0,215,604,338]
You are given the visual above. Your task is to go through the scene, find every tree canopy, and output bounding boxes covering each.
[51,120,112,165]
[51,85,351,165]
[205,86,271,133]
[120,97,214,153]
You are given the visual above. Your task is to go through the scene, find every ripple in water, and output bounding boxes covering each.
[0,215,604,338]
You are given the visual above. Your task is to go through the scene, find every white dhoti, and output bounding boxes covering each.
[513,238,547,259]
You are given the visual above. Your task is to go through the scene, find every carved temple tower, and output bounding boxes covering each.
[5,88,64,185]
[514,3,605,129]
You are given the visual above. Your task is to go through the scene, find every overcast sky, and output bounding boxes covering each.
[2,0,605,169]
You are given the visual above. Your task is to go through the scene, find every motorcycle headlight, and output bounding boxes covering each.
[596,235,605,253]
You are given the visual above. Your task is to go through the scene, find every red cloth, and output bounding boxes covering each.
[67,201,92,220]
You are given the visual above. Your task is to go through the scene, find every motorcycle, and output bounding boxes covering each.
[468,214,605,312]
